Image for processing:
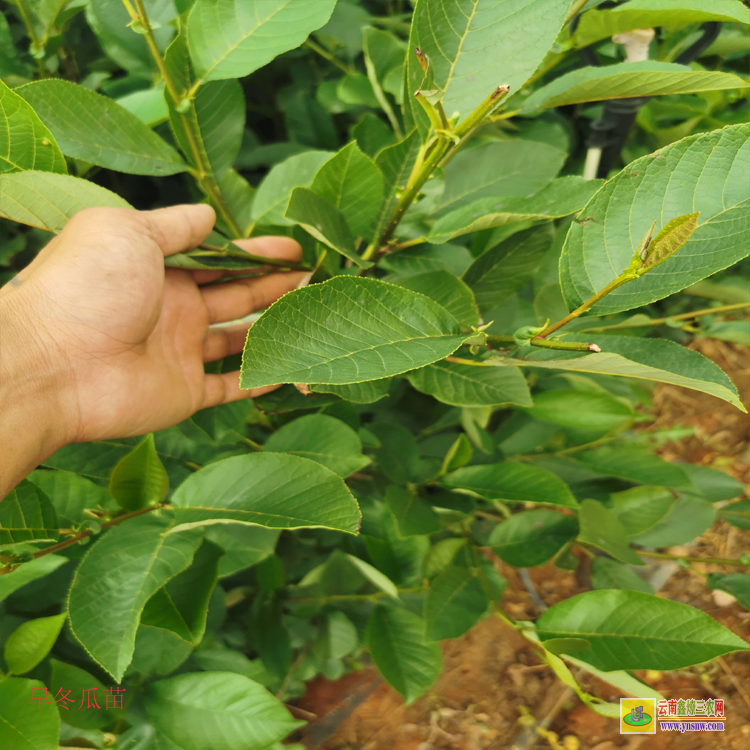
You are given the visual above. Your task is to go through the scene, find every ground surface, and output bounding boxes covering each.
[296,339,750,750]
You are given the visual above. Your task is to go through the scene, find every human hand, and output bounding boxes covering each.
[0,205,305,463]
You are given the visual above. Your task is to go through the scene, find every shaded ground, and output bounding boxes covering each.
[296,340,750,750]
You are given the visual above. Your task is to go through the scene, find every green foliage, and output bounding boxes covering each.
[1,0,750,744]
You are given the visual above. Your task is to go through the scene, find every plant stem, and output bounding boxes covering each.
[580,302,750,333]
[14,0,46,77]
[124,0,243,238]
[195,243,310,270]
[636,550,750,567]
[565,0,589,26]
[486,335,600,353]
[303,39,354,75]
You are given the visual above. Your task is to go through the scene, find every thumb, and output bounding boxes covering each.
[141,204,216,257]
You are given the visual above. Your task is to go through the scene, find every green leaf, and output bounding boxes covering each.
[436,141,566,217]
[187,0,337,83]
[351,112,396,158]
[381,242,473,278]
[16,80,187,176]
[0,555,67,604]
[337,73,380,108]
[366,605,442,704]
[404,0,570,133]
[170,453,361,533]
[5,613,66,675]
[407,360,532,408]
[314,611,359,660]
[67,514,203,681]
[343,553,400,599]
[362,27,405,130]
[132,625,193,678]
[369,422,424,485]
[560,124,750,315]
[528,390,634,432]
[0,171,130,232]
[109,434,169,512]
[489,510,578,568]
[577,499,644,566]
[251,150,331,226]
[28,469,113,528]
[497,334,744,411]
[445,462,578,509]
[0,677,59,750]
[630,497,715,548]
[386,485,441,537]
[284,187,370,268]
[0,479,59,549]
[308,379,392,404]
[391,270,479,327]
[577,446,694,490]
[426,177,604,243]
[145,672,304,750]
[573,0,750,49]
[423,538,467,579]
[591,557,654,594]
[205,524,279,578]
[424,566,489,641]
[707,573,750,611]
[240,277,471,388]
[310,142,385,239]
[536,589,750,671]
[49,659,112,729]
[463,226,554,314]
[0,80,66,174]
[720,500,750,531]
[523,62,748,112]
[116,85,169,127]
[610,486,676,537]
[264,414,370,477]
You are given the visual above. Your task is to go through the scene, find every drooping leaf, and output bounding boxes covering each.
[407,360,532,408]
[577,499,644,566]
[0,479,59,549]
[145,672,304,750]
[187,0,337,83]
[496,334,744,411]
[528,390,634,433]
[560,124,750,315]
[366,605,442,704]
[4,613,66,675]
[284,187,370,268]
[240,277,471,388]
[404,0,570,134]
[426,177,604,243]
[523,62,749,112]
[0,677,59,750]
[590,557,654,594]
[16,80,187,176]
[385,485,441,537]
[444,462,578,509]
[0,555,68,603]
[424,566,490,641]
[0,171,130,232]
[0,80,66,174]
[67,514,203,681]
[170,453,361,533]
[489,510,578,568]
[536,589,750,670]
[463,226,554,314]
[109,434,169,512]
[264,414,370,477]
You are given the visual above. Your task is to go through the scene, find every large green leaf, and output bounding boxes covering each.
[263,414,370,477]
[0,80,66,174]
[407,360,532,408]
[109,434,169,512]
[573,0,750,49]
[529,390,634,432]
[0,171,130,232]
[496,334,744,411]
[489,510,578,567]
[145,672,303,750]
[170,453,361,533]
[0,479,59,549]
[391,270,479,327]
[577,499,644,566]
[426,177,604,243]
[0,677,59,750]
[28,469,113,527]
[424,566,489,641]
[4,613,67,676]
[311,142,385,239]
[523,62,749,112]
[366,605,442,704]
[463,226,554,314]
[560,124,750,315]
[16,80,187,176]
[404,0,570,133]
[444,462,578,509]
[435,141,566,217]
[240,277,471,388]
[187,0,337,83]
[536,590,750,671]
[0,555,67,603]
[67,514,203,681]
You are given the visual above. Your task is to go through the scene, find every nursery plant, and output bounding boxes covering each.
[1,0,750,748]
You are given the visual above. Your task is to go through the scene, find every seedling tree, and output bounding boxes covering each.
[1,1,750,747]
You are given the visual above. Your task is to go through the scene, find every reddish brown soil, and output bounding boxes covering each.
[296,340,750,750]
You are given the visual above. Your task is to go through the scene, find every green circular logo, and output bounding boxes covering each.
[623,712,652,727]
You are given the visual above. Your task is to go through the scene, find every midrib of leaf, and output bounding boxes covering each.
[442,0,480,103]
